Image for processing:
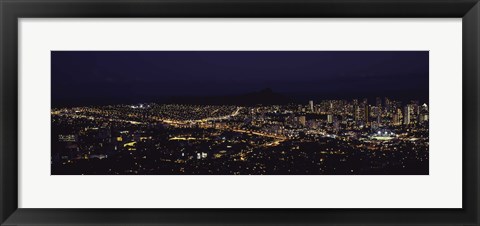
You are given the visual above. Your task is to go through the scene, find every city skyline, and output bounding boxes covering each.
[51,97,429,175]
[51,51,429,175]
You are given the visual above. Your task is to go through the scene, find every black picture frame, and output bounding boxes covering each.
[1,0,479,225]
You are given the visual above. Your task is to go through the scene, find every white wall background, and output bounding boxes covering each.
[18,18,462,208]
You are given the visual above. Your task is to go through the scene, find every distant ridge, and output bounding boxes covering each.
[167,88,294,106]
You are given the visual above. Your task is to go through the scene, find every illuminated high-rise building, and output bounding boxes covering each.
[397,108,403,124]
[385,97,391,113]
[404,105,411,125]
[393,113,400,125]
[376,97,382,109]
[353,106,359,121]
[419,103,429,123]
[327,114,333,124]
[309,100,314,112]
[364,105,369,125]
[351,99,358,120]
[352,99,358,106]
[363,98,368,105]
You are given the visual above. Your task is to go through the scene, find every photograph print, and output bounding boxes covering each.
[51,51,429,175]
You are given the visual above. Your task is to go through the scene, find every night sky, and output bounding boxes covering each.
[51,51,429,107]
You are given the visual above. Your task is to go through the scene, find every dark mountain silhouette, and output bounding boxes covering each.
[167,88,294,106]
